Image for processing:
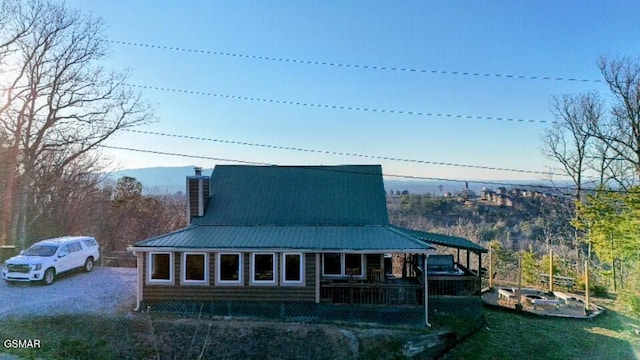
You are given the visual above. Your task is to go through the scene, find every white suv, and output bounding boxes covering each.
[2,236,100,285]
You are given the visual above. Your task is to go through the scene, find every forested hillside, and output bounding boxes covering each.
[388,191,575,255]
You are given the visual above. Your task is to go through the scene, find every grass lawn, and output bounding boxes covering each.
[445,306,640,360]
[0,314,148,360]
[0,305,638,359]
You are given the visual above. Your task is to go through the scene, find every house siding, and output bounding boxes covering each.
[142,252,316,303]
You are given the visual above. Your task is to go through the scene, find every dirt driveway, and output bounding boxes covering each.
[0,267,136,319]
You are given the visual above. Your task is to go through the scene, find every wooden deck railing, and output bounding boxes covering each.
[428,275,481,296]
[320,283,424,305]
[320,275,481,305]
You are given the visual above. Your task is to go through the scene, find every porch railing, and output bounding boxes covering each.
[320,283,424,305]
[428,275,481,296]
[320,275,481,305]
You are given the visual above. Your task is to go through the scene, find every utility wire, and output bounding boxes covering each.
[98,144,581,195]
[110,40,602,83]
[102,144,640,194]
[123,128,565,177]
[128,84,556,124]
[99,145,268,165]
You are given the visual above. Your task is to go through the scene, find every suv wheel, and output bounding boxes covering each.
[43,268,55,285]
[84,257,94,272]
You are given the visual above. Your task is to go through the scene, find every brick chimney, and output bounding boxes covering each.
[186,167,210,223]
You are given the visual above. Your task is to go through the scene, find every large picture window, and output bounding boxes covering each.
[322,253,342,276]
[322,253,364,277]
[251,253,276,285]
[147,252,174,284]
[282,253,304,285]
[182,253,208,285]
[217,253,242,285]
[345,253,363,276]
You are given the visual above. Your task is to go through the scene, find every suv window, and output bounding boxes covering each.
[68,242,82,252]
[23,244,58,257]
[82,239,97,248]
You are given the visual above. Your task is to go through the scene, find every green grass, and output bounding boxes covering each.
[0,314,149,360]
[446,307,640,360]
[1,307,638,359]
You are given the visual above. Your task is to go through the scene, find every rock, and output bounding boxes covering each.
[339,329,359,358]
[401,333,457,358]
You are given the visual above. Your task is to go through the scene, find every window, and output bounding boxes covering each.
[251,253,276,285]
[24,245,58,257]
[345,254,363,276]
[68,242,82,252]
[322,253,364,277]
[148,252,174,284]
[322,253,342,276]
[58,245,69,257]
[217,253,242,285]
[182,253,208,285]
[282,253,304,285]
[82,238,98,248]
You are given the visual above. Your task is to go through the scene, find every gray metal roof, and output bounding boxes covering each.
[192,165,389,226]
[133,225,433,253]
[388,225,488,253]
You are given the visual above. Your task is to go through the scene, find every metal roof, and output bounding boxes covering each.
[192,165,389,226]
[388,225,488,253]
[133,225,433,253]
[131,164,479,255]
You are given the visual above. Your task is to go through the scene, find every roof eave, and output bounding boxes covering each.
[128,246,433,254]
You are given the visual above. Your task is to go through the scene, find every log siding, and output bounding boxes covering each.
[142,252,316,303]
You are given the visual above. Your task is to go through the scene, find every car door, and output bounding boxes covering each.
[55,245,72,272]
[68,242,84,269]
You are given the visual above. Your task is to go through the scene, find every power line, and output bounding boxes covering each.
[123,128,565,177]
[98,144,579,194]
[128,84,556,124]
[99,145,268,165]
[110,40,603,83]
[102,144,640,194]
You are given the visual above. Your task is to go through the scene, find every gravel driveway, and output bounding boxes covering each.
[0,266,136,319]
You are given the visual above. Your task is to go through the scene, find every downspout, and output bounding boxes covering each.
[424,254,431,327]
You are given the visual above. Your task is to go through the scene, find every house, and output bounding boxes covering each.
[129,165,486,325]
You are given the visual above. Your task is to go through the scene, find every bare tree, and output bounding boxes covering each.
[0,1,153,247]
[542,92,602,201]
[589,56,640,180]
[28,152,111,240]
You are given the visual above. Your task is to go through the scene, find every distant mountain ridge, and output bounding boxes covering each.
[109,166,212,193]
[109,166,562,195]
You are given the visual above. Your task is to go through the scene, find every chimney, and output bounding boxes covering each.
[186,167,210,223]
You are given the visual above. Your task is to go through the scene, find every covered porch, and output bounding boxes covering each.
[319,227,487,305]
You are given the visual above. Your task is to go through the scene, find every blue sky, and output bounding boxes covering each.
[66,1,640,183]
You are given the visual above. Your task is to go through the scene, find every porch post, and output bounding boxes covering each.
[424,254,431,327]
[466,250,470,270]
[315,253,320,304]
[478,251,482,292]
[489,246,493,289]
[402,254,407,279]
[134,251,143,311]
